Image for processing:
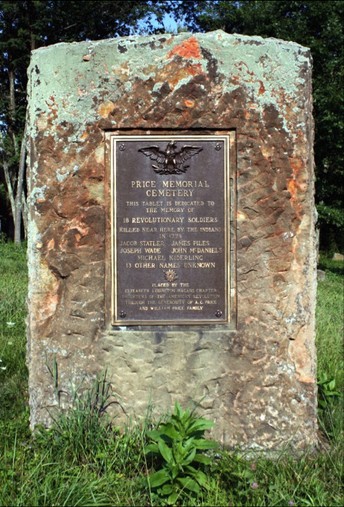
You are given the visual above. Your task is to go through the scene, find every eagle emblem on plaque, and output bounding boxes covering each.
[138,141,203,174]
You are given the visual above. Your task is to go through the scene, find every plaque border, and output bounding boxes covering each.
[110,134,232,326]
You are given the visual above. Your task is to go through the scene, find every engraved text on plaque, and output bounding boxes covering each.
[111,135,230,325]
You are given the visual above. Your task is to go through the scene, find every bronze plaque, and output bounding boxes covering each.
[111,135,230,325]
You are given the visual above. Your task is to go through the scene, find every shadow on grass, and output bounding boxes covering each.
[318,255,344,276]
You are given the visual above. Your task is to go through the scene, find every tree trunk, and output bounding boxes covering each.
[2,159,16,219]
[8,67,18,157]
[14,122,27,243]
[21,190,28,239]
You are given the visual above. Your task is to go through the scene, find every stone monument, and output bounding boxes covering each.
[27,30,317,451]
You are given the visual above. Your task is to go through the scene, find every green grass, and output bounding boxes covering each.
[0,242,28,421]
[0,242,343,506]
[316,255,344,441]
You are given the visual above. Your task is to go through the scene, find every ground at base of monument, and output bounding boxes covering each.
[0,244,343,507]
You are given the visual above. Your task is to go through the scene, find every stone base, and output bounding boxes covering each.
[27,30,317,451]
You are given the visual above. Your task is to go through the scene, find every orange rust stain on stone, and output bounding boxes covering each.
[160,63,203,89]
[287,157,305,220]
[167,36,202,59]
[184,99,195,108]
[40,293,59,322]
[187,63,202,75]
[288,183,303,220]
[258,81,265,95]
[98,101,115,118]
[47,96,58,120]
[287,178,298,199]
[290,157,303,175]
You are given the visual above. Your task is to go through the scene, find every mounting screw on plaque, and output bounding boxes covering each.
[215,310,223,318]
[119,311,127,318]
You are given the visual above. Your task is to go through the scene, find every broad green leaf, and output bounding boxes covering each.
[174,402,182,419]
[185,464,198,475]
[144,443,159,455]
[177,476,201,494]
[183,447,197,465]
[149,469,170,488]
[158,439,173,464]
[146,429,162,441]
[171,463,180,480]
[175,441,192,463]
[167,491,179,505]
[159,422,180,439]
[192,438,218,450]
[193,454,211,465]
[171,414,185,429]
[188,419,214,433]
[183,437,195,450]
[327,390,340,397]
[181,411,192,427]
[193,469,209,488]
[185,467,209,490]
[160,483,174,495]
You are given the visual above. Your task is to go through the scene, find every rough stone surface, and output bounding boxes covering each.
[27,31,317,451]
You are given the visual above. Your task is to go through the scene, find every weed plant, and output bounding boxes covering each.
[145,402,218,504]
[0,242,343,506]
